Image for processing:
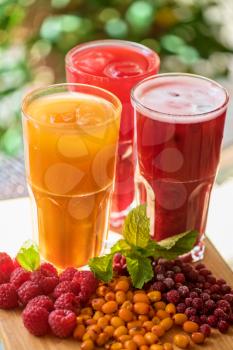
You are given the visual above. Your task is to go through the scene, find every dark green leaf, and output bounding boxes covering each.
[89,254,114,282]
[126,255,153,289]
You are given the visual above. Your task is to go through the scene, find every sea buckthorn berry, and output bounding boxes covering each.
[113,326,128,338]
[151,325,165,337]
[77,316,85,325]
[96,332,109,346]
[127,321,142,329]
[133,334,147,346]
[119,308,134,322]
[160,317,173,331]
[73,324,86,340]
[152,317,160,325]
[173,313,188,326]
[119,335,131,342]
[129,327,145,336]
[86,324,101,334]
[111,342,123,350]
[82,330,97,342]
[92,298,105,311]
[111,317,125,328]
[183,321,199,333]
[97,286,109,297]
[127,291,134,301]
[134,302,150,315]
[150,345,163,350]
[102,301,118,314]
[115,280,130,292]
[144,332,159,345]
[105,292,115,301]
[173,334,190,349]
[85,319,96,326]
[163,343,173,350]
[148,291,161,302]
[148,307,155,318]
[133,293,149,304]
[154,301,166,310]
[124,340,137,350]
[81,339,94,350]
[156,310,170,320]
[122,301,133,311]
[165,303,176,315]
[140,345,149,350]
[139,315,149,322]
[93,311,104,320]
[116,291,126,305]
[104,325,115,337]
[81,307,93,316]
[97,317,109,329]
[191,332,205,344]
[143,321,154,331]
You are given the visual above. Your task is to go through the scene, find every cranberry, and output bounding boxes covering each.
[223,294,233,305]
[207,315,218,327]
[174,273,185,284]
[176,303,186,313]
[185,307,197,317]
[154,265,166,274]
[199,268,211,276]
[217,278,226,285]
[192,297,203,310]
[189,315,200,324]
[221,284,231,294]
[187,270,198,282]
[211,293,221,301]
[158,258,167,265]
[190,291,198,299]
[218,320,229,333]
[178,286,189,298]
[166,271,175,278]
[183,264,193,273]
[192,288,202,295]
[195,263,206,270]
[163,277,175,289]
[200,323,211,337]
[185,298,193,307]
[210,284,221,294]
[217,300,231,313]
[207,275,216,284]
[228,314,233,324]
[205,299,216,311]
[197,275,206,283]
[200,315,208,324]
[156,273,165,281]
[166,290,180,304]
[204,282,211,289]
[214,308,227,320]
[151,281,166,292]
[201,292,210,301]
[172,266,181,273]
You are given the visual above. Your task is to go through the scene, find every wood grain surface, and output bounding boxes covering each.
[0,238,232,350]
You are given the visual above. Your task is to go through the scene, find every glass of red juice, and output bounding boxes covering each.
[65,40,160,230]
[131,73,229,260]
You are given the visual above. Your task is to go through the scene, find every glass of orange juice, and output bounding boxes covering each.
[22,83,121,269]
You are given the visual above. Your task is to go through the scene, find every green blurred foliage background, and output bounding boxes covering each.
[1,0,233,156]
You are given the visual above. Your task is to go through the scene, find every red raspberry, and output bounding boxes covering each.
[13,258,20,269]
[39,262,58,278]
[53,281,73,299]
[72,271,98,303]
[31,270,59,295]
[0,253,14,284]
[59,267,77,282]
[0,283,18,309]
[26,295,54,312]
[22,306,49,336]
[48,309,76,338]
[10,267,31,289]
[54,292,80,313]
[18,281,42,306]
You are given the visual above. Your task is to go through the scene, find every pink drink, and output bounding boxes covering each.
[66,40,160,228]
[132,74,228,260]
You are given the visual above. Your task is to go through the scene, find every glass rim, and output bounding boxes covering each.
[131,72,229,120]
[22,82,122,127]
[65,39,160,80]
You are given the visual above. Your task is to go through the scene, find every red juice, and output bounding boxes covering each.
[66,40,159,228]
[132,74,228,259]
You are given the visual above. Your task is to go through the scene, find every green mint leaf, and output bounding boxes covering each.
[123,205,150,248]
[126,255,153,289]
[110,239,131,254]
[16,240,40,271]
[89,254,114,282]
[157,230,196,250]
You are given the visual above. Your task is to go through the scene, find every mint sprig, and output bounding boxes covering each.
[89,205,198,288]
[16,240,40,271]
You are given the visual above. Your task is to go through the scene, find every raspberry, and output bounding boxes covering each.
[218,320,229,333]
[175,273,185,284]
[59,267,77,282]
[18,281,42,306]
[53,281,73,299]
[166,290,180,304]
[40,262,58,278]
[0,252,14,284]
[48,309,76,338]
[12,258,20,269]
[0,283,18,309]
[72,271,98,303]
[26,295,54,312]
[200,323,211,337]
[10,267,31,289]
[54,292,80,313]
[31,270,59,295]
[22,306,49,336]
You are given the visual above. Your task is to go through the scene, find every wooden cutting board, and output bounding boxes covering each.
[0,238,232,350]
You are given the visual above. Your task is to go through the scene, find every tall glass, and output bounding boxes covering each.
[131,73,229,260]
[22,83,121,268]
[65,40,160,230]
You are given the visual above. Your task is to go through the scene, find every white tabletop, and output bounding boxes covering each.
[0,181,233,270]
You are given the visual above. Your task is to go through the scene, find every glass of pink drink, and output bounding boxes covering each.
[66,40,160,230]
[131,73,229,260]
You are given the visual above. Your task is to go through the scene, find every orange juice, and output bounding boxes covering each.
[22,85,121,268]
